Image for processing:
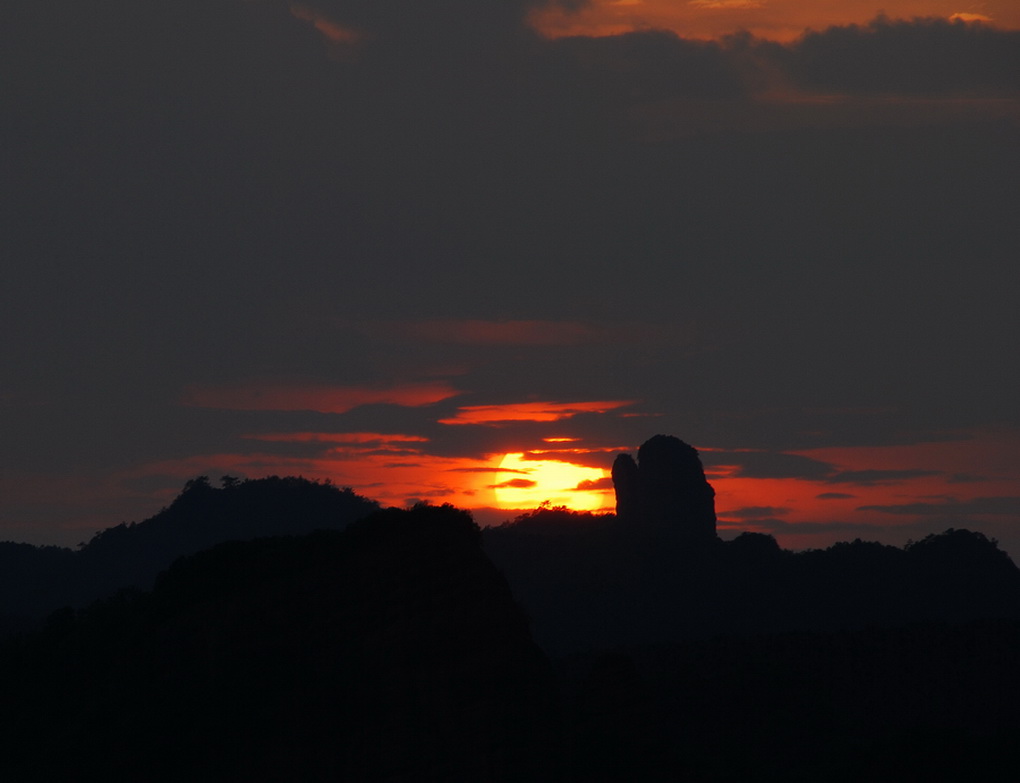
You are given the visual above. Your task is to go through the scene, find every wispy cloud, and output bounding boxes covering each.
[722,505,791,519]
[859,496,1020,516]
[688,0,763,9]
[439,400,635,425]
[182,382,460,414]
[949,13,993,24]
[289,4,365,45]
[490,478,538,489]
[827,469,940,486]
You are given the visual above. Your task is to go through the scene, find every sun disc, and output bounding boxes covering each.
[494,452,608,511]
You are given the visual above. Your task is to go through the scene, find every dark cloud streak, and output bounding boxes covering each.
[860,497,1020,516]
[786,16,1020,95]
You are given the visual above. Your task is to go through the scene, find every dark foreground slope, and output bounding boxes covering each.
[637,620,1020,781]
[0,504,559,782]
[5,467,1020,779]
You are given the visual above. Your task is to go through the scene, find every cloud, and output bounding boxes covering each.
[549,30,749,101]
[289,4,366,45]
[3,0,1020,553]
[439,401,635,425]
[946,473,990,484]
[826,469,940,486]
[517,447,621,464]
[722,505,791,518]
[689,0,763,8]
[531,0,1020,43]
[703,451,836,480]
[242,431,429,444]
[949,13,994,24]
[286,0,567,57]
[785,16,1020,95]
[182,382,460,414]
[859,496,1020,516]
[816,492,855,500]
[704,443,980,487]
[490,478,539,489]
[575,477,615,490]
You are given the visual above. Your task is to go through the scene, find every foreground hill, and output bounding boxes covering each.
[4,500,1020,780]
[0,504,559,781]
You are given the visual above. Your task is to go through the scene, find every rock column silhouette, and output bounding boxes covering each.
[612,435,717,545]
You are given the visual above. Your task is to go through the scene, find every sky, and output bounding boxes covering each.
[2,0,1019,556]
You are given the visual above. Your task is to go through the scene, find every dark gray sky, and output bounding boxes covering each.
[3,1,1019,555]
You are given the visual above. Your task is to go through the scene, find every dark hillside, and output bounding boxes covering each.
[0,543,77,633]
[0,476,379,629]
[0,504,559,782]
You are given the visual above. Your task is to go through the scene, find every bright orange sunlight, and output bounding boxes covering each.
[493,453,611,511]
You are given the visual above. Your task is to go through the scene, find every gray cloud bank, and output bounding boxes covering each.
[2,1,1018,544]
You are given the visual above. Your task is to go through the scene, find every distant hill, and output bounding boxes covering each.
[485,436,1020,653]
[0,476,379,632]
[5,439,1020,779]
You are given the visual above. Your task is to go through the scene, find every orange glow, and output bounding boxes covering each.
[792,433,1020,491]
[492,453,612,511]
[289,4,364,44]
[949,13,994,23]
[711,431,1020,550]
[181,381,459,413]
[123,448,499,512]
[438,400,634,425]
[528,0,1020,42]
[123,439,621,521]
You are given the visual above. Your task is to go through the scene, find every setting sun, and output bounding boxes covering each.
[493,453,610,511]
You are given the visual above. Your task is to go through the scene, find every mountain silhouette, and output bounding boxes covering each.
[485,435,1020,652]
[0,476,379,633]
[0,504,559,781]
[4,436,1020,779]
[612,434,717,545]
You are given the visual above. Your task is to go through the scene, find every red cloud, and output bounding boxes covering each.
[289,4,364,44]
[490,478,539,489]
[438,400,634,425]
[949,13,993,23]
[575,477,614,491]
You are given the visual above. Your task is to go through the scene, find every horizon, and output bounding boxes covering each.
[3,1,1018,559]
[9,434,1020,565]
